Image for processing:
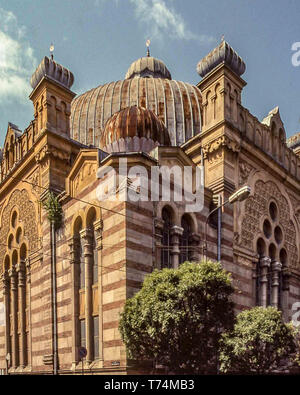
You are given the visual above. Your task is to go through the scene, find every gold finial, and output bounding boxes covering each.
[146,39,151,57]
[221,35,225,42]
[50,43,54,60]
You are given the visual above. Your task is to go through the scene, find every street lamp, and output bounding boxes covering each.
[204,186,251,262]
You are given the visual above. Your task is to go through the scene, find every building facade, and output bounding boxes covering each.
[0,40,299,374]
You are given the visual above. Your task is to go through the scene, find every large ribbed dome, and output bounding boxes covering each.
[70,57,202,148]
[100,106,170,153]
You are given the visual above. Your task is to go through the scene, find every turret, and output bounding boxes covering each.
[29,56,75,137]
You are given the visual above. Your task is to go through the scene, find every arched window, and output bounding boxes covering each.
[73,217,85,352]
[255,201,285,311]
[161,207,172,269]
[3,219,29,371]
[180,215,193,264]
[86,208,99,360]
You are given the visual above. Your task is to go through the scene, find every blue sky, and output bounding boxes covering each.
[0,0,300,146]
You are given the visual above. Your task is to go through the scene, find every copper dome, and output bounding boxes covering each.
[100,106,170,153]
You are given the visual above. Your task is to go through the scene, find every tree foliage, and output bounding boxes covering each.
[219,306,297,374]
[119,261,234,374]
[41,192,63,228]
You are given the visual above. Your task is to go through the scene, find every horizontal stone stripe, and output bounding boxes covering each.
[31,330,72,344]
[103,321,119,330]
[125,202,153,218]
[222,222,233,232]
[31,303,51,315]
[127,279,143,289]
[32,333,52,343]
[31,268,70,288]
[31,314,71,329]
[127,241,152,255]
[57,282,71,294]
[103,279,126,293]
[32,349,52,357]
[102,202,126,221]
[102,240,126,257]
[127,222,152,237]
[31,289,51,303]
[221,238,233,248]
[220,254,234,263]
[103,300,125,312]
[57,298,72,309]
[63,180,100,210]
[103,339,123,348]
[102,221,125,239]
[126,260,152,273]
[102,260,126,275]
[289,291,300,299]
[31,346,72,358]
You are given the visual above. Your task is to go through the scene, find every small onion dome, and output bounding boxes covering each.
[100,106,171,153]
[125,56,172,80]
[30,56,74,91]
[197,40,246,78]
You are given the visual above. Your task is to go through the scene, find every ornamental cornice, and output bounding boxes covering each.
[202,135,240,158]
[35,144,71,164]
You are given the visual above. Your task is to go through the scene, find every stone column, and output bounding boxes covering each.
[1,272,11,364]
[80,229,93,363]
[16,262,26,368]
[259,257,271,308]
[271,261,282,309]
[154,218,164,269]
[281,269,290,321]
[170,226,184,269]
[189,233,201,262]
[252,257,260,307]
[26,259,31,369]
[9,267,18,369]
[68,237,79,367]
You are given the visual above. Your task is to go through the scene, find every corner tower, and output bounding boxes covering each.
[30,56,75,137]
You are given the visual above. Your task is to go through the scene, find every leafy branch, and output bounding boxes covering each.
[41,192,63,229]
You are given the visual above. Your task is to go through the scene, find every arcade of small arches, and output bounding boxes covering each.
[2,208,30,370]
[154,205,201,270]
[254,200,290,313]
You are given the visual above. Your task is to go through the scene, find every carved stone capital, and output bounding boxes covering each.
[202,136,240,158]
[170,225,184,237]
[154,218,164,231]
[271,261,282,272]
[260,256,271,268]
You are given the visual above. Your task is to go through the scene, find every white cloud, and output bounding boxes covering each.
[0,8,37,104]
[129,0,215,43]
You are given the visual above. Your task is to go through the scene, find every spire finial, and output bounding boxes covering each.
[50,43,54,60]
[146,39,151,57]
[221,34,225,42]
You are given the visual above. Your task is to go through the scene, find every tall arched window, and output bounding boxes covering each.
[180,215,193,264]
[86,208,99,360]
[73,217,85,352]
[161,207,172,269]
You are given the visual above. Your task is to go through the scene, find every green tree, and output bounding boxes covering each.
[219,306,297,374]
[41,191,63,229]
[119,261,234,374]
